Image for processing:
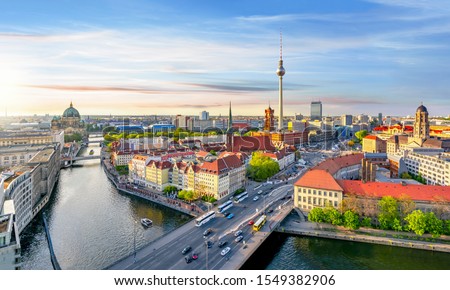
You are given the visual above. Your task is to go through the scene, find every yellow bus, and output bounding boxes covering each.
[252,215,267,231]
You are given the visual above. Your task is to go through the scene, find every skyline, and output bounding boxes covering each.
[1,0,450,116]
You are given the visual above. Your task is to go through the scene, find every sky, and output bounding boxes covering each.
[0,0,449,117]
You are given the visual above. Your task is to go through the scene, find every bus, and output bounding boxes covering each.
[195,211,216,227]
[252,215,267,231]
[233,191,248,203]
[217,200,233,213]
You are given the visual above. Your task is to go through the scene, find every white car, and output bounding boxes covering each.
[257,190,263,195]
[221,247,231,256]
[234,235,244,243]
[253,196,259,201]
[234,230,243,237]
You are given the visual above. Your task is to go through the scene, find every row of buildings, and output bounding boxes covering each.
[294,152,450,217]
[1,144,61,270]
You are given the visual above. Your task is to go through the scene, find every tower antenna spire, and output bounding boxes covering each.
[280,29,283,60]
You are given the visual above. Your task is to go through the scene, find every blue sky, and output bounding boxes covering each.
[1,0,449,117]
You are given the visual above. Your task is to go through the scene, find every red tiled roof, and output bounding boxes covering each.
[200,154,243,175]
[147,160,172,169]
[231,136,277,152]
[364,135,378,140]
[337,180,450,203]
[196,151,210,158]
[294,170,343,191]
[313,153,363,175]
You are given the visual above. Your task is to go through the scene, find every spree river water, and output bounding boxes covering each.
[20,141,190,270]
[20,141,450,270]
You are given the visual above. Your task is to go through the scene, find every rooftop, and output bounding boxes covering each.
[27,148,55,164]
[337,180,450,203]
[313,153,364,175]
[294,169,343,192]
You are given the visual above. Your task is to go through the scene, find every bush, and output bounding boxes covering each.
[343,210,360,230]
[361,217,372,227]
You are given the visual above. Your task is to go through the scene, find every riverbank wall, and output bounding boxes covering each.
[277,214,450,253]
[102,160,201,217]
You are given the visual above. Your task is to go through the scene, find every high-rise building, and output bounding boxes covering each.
[264,106,275,131]
[378,113,383,125]
[341,114,353,126]
[310,101,322,121]
[199,111,209,121]
[276,33,285,131]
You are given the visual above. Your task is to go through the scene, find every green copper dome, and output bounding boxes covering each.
[62,101,80,118]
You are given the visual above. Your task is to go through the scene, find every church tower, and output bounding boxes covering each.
[413,103,430,141]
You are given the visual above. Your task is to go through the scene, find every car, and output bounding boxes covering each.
[227,213,234,219]
[234,235,244,243]
[223,212,230,217]
[181,246,192,255]
[191,252,199,260]
[218,241,228,248]
[248,220,254,225]
[205,240,213,248]
[253,196,259,201]
[221,247,231,256]
[185,256,193,263]
[257,190,263,195]
[267,209,274,214]
[234,230,243,237]
[203,228,212,237]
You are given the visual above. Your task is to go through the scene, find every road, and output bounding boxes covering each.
[121,182,293,270]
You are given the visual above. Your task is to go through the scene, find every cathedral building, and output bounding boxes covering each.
[51,102,85,135]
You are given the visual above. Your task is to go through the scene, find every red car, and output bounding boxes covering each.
[248,220,254,225]
[191,252,199,260]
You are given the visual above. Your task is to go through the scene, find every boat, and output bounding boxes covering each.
[140,218,153,227]
[89,150,94,155]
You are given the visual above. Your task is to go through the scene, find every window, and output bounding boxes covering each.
[334,192,337,198]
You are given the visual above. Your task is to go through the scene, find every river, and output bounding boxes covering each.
[20,140,190,270]
[19,140,450,270]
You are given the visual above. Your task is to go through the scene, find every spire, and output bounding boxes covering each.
[280,30,283,60]
[228,101,233,131]
[70,101,73,108]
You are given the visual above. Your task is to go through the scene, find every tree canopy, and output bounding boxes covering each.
[247,151,280,181]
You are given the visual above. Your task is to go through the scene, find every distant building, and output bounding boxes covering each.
[199,111,210,121]
[295,113,304,121]
[0,130,53,147]
[378,113,383,125]
[310,101,322,121]
[362,135,387,153]
[264,106,275,131]
[51,102,85,135]
[341,114,353,126]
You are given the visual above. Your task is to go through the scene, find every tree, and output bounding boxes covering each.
[209,150,217,156]
[405,210,427,236]
[308,208,325,223]
[347,140,355,147]
[340,194,361,215]
[343,210,360,230]
[361,217,372,227]
[163,186,178,195]
[400,172,412,179]
[378,196,400,230]
[355,130,368,142]
[247,151,280,181]
[324,207,343,226]
[398,194,416,223]
[425,212,444,238]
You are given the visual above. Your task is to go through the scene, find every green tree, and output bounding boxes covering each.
[398,194,416,223]
[163,186,178,194]
[247,151,280,181]
[355,130,368,142]
[425,212,444,238]
[323,207,343,226]
[308,208,325,223]
[177,190,186,200]
[378,196,399,230]
[343,210,360,230]
[361,217,372,227]
[400,172,412,179]
[405,210,427,236]
[209,150,217,156]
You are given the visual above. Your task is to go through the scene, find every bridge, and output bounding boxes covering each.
[105,184,294,270]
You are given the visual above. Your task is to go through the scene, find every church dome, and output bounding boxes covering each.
[62,102,80,118]
[416,104,428,113]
